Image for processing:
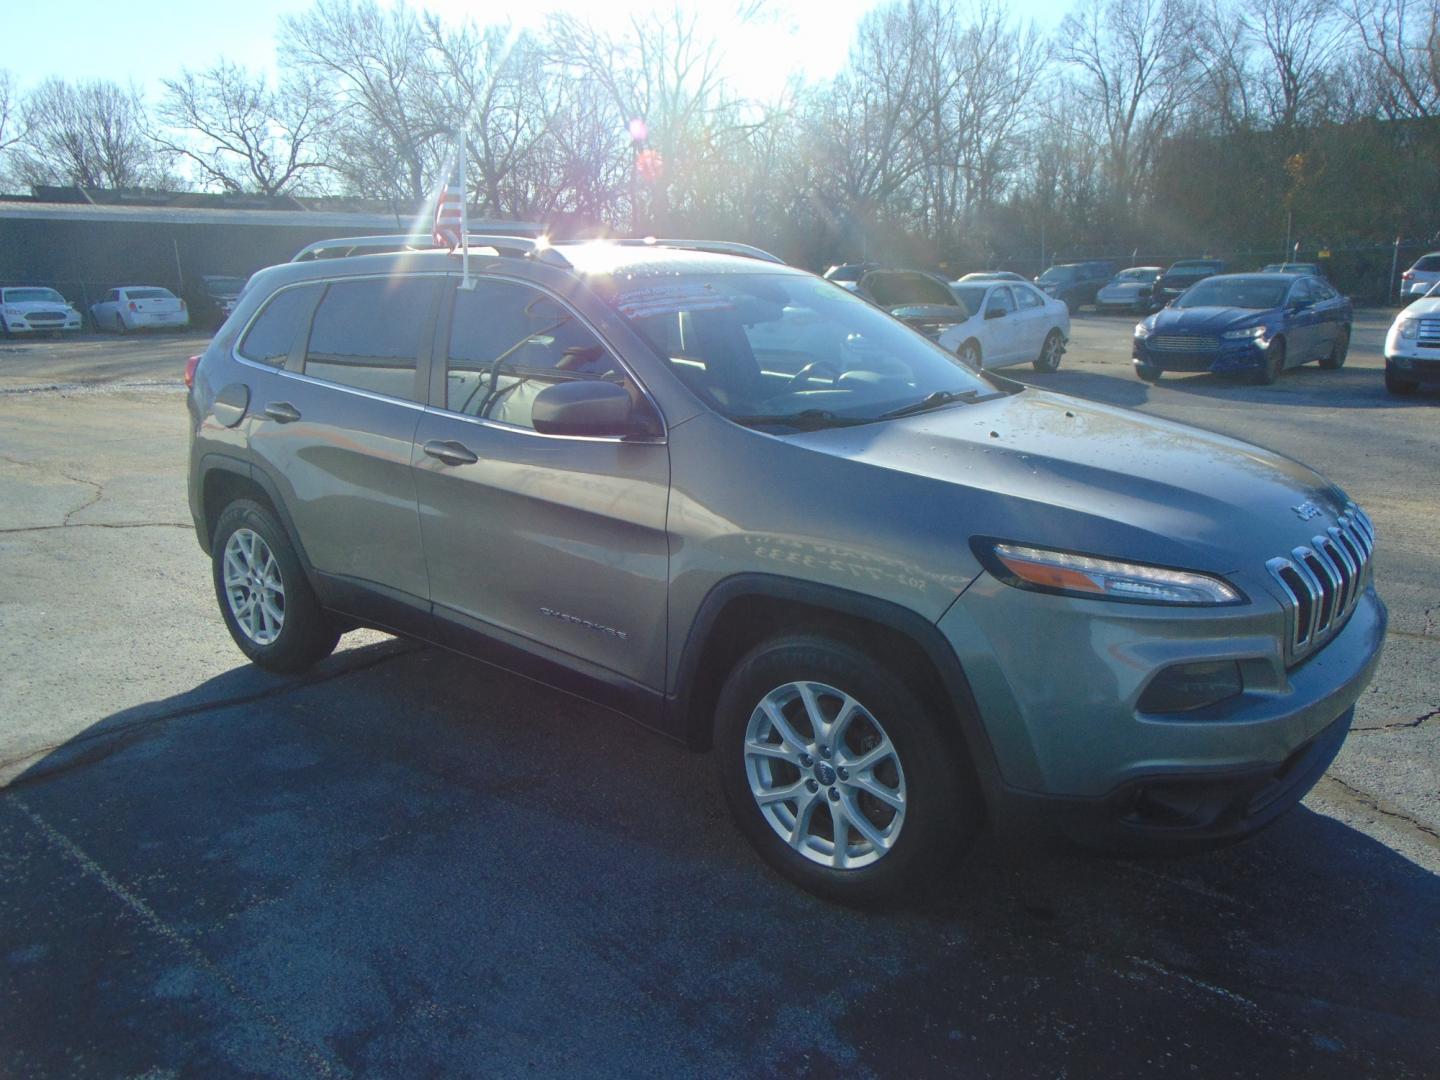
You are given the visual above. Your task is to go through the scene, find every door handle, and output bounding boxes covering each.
[262,401,301,423]
[422,439,479,466]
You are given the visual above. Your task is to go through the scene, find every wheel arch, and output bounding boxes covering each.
[668,573,1003,805]
[196,456,313,574]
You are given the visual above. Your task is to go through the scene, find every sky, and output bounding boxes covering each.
[5,0,1064,106]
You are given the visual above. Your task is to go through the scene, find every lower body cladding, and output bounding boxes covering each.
[1133,338,1268,376]
[939,576,1387,851]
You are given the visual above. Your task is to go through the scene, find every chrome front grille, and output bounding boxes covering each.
[1266,503,1375,662]
[1149,334,1220,352]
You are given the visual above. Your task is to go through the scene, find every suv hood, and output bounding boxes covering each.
[790,389,1346,576]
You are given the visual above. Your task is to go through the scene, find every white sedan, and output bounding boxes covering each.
[90,286,190,333]
[0,287,84,336]
[941,279,1070,372]
[1384,281,1440,394]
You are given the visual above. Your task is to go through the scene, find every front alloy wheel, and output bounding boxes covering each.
[745,680,907,870]
[714,633,978,906]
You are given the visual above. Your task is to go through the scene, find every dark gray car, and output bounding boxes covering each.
[186,238,1386,905]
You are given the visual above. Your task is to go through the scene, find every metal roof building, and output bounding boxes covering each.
[0,188,537,313]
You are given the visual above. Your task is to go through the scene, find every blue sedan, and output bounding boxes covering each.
[1132,273,1352,384]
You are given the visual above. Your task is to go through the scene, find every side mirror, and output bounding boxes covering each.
[985,307,1008,320]
[531,380,653,438]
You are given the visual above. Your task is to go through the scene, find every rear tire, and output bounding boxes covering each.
[212,499,339,673]
[1033,329,1064,372]
[713,632,979,907]
[1320,327,1349,370]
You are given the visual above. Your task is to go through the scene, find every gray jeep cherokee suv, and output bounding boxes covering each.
[187,237,1386,905]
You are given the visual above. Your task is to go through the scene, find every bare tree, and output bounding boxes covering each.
[14,78,170,189]
[1339,0,1440,120]
[155,62,331,195]
[0,71,24,156]
[1056,0,1204,211]
[280,0,447,200]
[1242,0,1347,131]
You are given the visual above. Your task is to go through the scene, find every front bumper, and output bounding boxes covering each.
[1385,348,1440,385]
[940,573,1386,848]
[4,314,82,333]
[1133,335,1271,374]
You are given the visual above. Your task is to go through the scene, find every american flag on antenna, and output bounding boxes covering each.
[431,147,464,251]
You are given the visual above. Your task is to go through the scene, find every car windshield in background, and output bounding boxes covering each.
[951,284,987,313]
[4,288,66,303]
[1177,278,1288,309]
[1038,267,1075,283]
[126,288,174,300]
[204,278,247,295]
[1116,269,1156,282]
[608,272,998,429]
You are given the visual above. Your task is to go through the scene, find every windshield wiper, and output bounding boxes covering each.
[879,389,982,420]
[729,408,873,430]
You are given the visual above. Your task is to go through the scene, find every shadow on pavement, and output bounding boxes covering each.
[3,639,1437,1077]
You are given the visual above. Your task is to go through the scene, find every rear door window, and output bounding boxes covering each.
[238,284,324,366]
[1015,285,1043,310]
[987,286,1016,316]
[302,277,438,401]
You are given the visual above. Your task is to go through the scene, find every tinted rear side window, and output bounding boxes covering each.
[1412,255,1440,272]
[238,284,323,365]
[303,277,438,401]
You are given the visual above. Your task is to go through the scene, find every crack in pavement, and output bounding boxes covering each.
[5,793,348,1079]
[1316,774,1440,847]
[0,644,423,790]
[1,451,107,526]
[1388,628,1440,643]
[0,521,192,534]
[1353,707,1440,734]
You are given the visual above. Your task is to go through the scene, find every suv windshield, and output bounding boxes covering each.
[1176,277,1288,310]
[204,277,247,295]
[4,288,65,303]
[607,272,997,428]
[1115,269,1157,282]
[1037,266,1075,283]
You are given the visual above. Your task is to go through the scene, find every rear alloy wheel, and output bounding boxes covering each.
[714,633,978,906]
[1320,327,1350,370]
[212,499,339,672]
[1384,367,1418,395]
[1253,337,1285,385]
[957,339,982,370]
[1033,329,1065,372]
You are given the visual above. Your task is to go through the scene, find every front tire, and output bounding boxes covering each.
[956,339,981,370]
[1320,327,1350,370]
[1033,329,1064,372]
[1135,362,1163,383]
[212,499,339,673]
[1253,337,1285,385]
[114,313,128,335]
[713,632,978,906]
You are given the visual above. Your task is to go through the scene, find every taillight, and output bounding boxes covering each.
[128,301,138,311]
[180,299,187,310]
[1402,271,1414,280]
[184,354,201,388]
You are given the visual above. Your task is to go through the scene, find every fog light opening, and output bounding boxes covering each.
[1137,660,1243,714]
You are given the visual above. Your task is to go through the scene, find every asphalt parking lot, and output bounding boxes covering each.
[1,315,1437,1078]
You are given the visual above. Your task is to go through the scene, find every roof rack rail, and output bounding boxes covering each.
[290,231,572,268]
[464,234,572,268]
[602,238,785,264]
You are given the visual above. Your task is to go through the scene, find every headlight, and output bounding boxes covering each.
[1400,318,1418,339]
[976,540,1243,605]
[1222,325,1267,340]
[1133,322,1151,339]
